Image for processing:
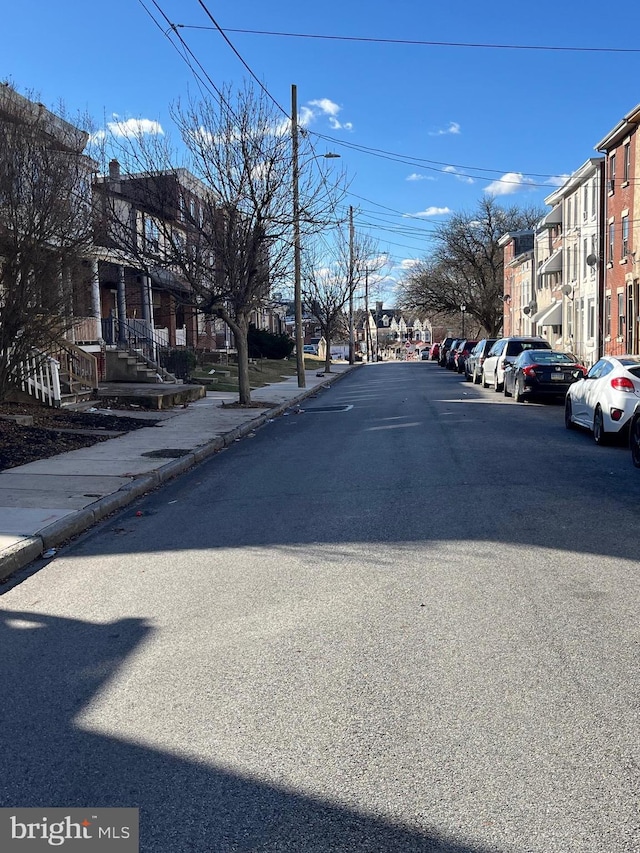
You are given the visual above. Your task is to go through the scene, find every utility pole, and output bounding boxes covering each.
[364,268,371,362]
[348,205,355,365]
[291,84,305,388]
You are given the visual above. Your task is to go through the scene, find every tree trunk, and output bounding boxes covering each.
[323,323,332,373]
[235,315,251,405]
[221,311,251,405]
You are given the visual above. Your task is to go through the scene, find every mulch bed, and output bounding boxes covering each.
[0,402,158,472]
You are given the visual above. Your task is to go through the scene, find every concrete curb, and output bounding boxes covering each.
[0,366,358,581]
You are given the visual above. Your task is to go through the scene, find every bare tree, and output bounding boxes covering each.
[303,226,383,372]
[399,197,544,337]
[0,85,95,402]
[94,84,344,404]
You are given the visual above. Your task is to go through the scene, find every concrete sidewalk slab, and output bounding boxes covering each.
[0,364,357,580]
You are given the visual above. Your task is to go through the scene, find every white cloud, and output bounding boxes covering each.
[429,122,461,137]
[309,98,341,117]
[303,98,353,132]
[404,206,452,218]
[406,172,435,182]
[328,116,353,131]
[546,174,570,187]
[484,172,535,196]
[443,165,474,184]
[400,258,421,270]
[107,117,164,137]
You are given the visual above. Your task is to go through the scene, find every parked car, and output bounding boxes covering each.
[445,339,463,369]
[428,342,440,361]
[481,336,551,392]
[438,337,456,366]
[630,403,640,467]
[453,340,478,374]
[565,355,640,445]
[503,350,586,401]
[465,338,497,383]
[303,344,318,355]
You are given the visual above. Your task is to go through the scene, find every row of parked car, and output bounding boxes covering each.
[429,335,640,467]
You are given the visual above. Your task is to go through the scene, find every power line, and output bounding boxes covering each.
[174,24,640,55]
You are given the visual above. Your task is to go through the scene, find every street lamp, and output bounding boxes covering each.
[460,303,466,337]
[291,84,341,387]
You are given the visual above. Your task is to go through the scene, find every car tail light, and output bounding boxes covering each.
[522,365,538,377]
[610,408,624,421]
[611,377,635,392]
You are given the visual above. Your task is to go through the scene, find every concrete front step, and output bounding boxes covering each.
[96,382,206,410]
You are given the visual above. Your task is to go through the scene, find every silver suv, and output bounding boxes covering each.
[481,336,551,392]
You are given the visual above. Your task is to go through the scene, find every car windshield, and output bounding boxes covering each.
[524,351,575,364]
[507,340,550,356]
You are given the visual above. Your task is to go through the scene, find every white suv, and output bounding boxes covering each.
[482,336,551,392]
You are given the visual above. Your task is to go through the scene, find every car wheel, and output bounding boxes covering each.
[630,415,640,468]
[593,406,609,446]
[493,372,502,392]
[472,367,479,384]
[515,379,525,403]
[564,397,575,429]
[482,370,489,388]
[504,378,511,397]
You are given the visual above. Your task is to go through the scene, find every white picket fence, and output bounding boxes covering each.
[13,350,62,407]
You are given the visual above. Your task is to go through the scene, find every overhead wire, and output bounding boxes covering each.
[173,25,640,55]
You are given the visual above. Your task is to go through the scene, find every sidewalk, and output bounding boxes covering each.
[0,364,356,580]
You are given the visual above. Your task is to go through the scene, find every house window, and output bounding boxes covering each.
[144,216,159,253]
[609,153,616,191]
[567,197,572,228]
[590,234,597,278]
[583,237,588,278]
[609,221,615,263]
[618,292,625,337]
[623,142,631,184]
[605,295,611,337]
[583,185,588,221]
[622,215,629,257]
[587,299,595,339]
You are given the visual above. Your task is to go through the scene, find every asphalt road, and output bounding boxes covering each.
[2,362,639,853]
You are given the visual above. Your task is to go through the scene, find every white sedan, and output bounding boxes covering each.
[565,355,640,445]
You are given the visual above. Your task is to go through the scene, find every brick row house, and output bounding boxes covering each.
[502,103,640,368]
[1,88,283,404]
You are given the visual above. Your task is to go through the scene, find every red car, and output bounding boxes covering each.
[453,340,478,374]
[428,342,440,361]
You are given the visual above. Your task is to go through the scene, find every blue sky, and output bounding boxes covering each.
[3,0,640,301]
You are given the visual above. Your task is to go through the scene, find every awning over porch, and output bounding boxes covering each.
[538,250,563,276]
[540,205,562,227]
[150,267,190,294]
[532,300,562,326]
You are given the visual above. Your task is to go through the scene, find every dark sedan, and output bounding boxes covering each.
[503,349,586,402]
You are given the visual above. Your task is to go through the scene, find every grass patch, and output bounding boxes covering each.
[192,356,324,392]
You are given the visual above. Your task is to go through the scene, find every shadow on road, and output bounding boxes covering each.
[0,607,500,853]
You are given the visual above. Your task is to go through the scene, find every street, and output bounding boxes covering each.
[2,361,639,852]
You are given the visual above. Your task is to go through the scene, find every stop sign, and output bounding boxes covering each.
[405,341,411,349]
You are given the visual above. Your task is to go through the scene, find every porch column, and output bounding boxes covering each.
[117,265,127,345]
[90,259,103,342]
[141,273,155,328]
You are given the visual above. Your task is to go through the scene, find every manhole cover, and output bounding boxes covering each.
[141,449,192,458]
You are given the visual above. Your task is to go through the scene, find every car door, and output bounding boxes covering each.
[483,340,504,385]
[584,359,614,425]
[572,359,606,426]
